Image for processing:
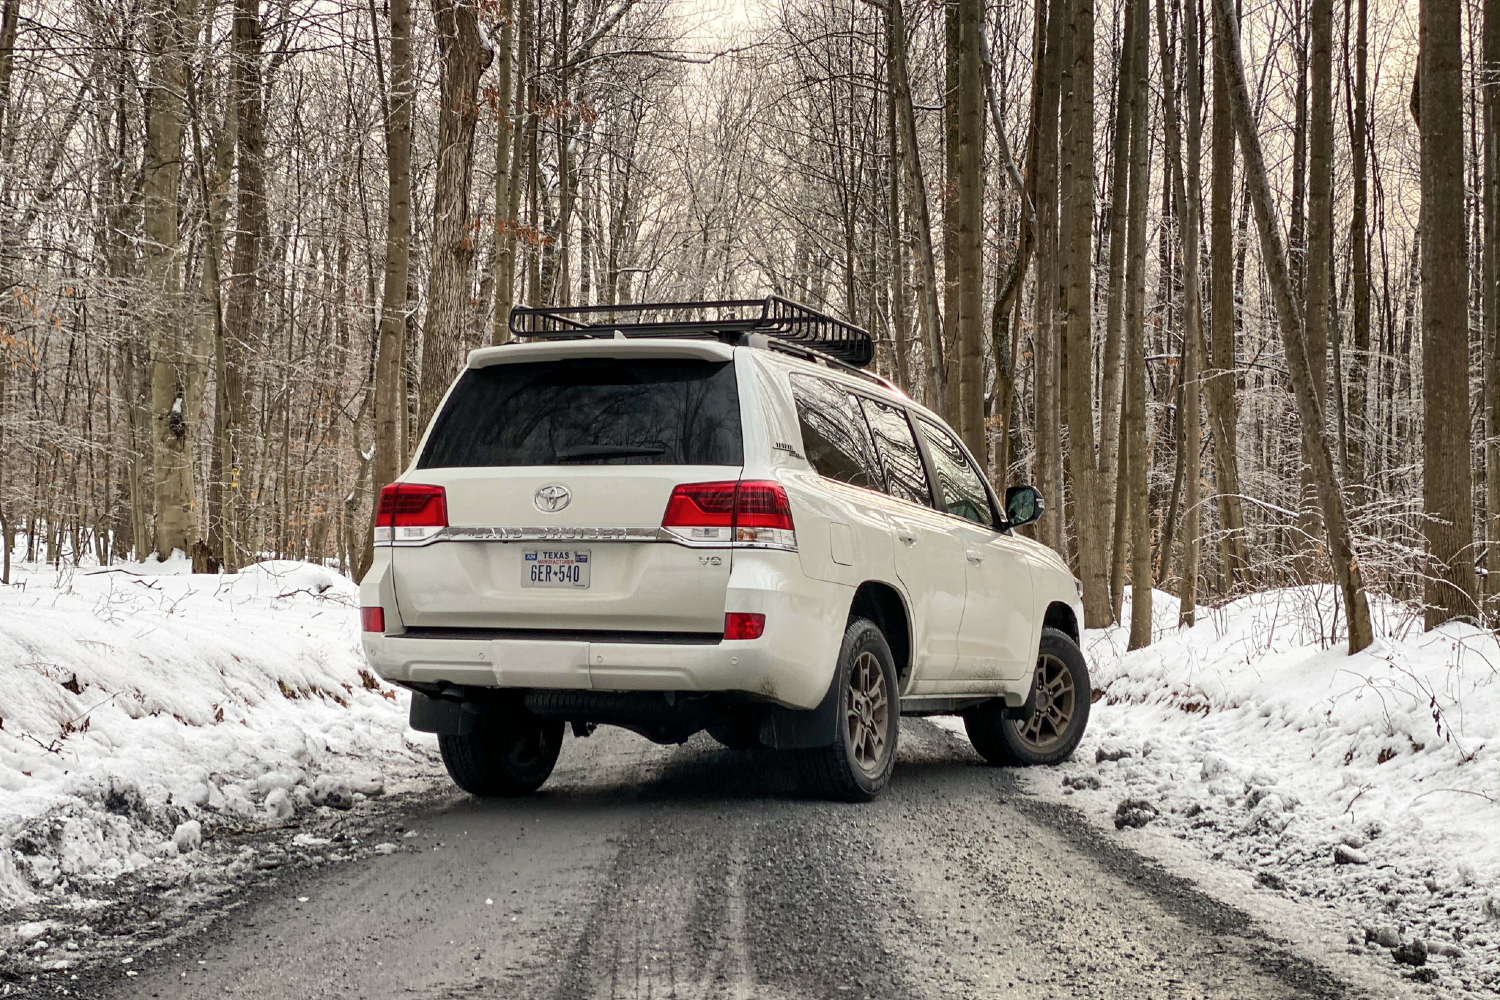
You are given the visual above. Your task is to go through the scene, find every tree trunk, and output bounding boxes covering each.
[1062,0,1108,627]
[1207,1,1248,588]
[1033,0,1067,555]
[1123,0,1153,648]
[889,0,946,413]
[1299,0,1336,589]
[954,0,985,457]
[213,0,265,573]
[418,0,493,434]
[144,0,197,561]
[189,15,237,575]
[1419,0,1480,626]
[1211,0,1374,653]
[491,0,515,345]
[885,11,912,394]
[1101,0,1140,613]
[1347,0,1370,491]
[1287,1,1323,579]
[1484,0,1500,617]
[363,0,415,582]
[1157,0,1205,625]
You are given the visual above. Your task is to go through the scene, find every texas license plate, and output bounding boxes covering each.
[521,548,591,588]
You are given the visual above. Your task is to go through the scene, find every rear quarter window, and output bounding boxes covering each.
[789,373,883,490]
[418,357,743,468]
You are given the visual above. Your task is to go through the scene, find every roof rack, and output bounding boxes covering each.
[509,295,876,369]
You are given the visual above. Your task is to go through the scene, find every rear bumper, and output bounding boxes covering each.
[360,551,846,710]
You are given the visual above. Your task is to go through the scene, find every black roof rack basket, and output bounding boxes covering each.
[509,295,876,368]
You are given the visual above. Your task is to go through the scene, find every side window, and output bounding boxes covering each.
[858,397,932,507]
[790,374,883,491]
[917,418,995,528]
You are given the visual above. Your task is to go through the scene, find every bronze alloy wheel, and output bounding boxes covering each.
[845,650,890,774]
[1014,652,1076,750]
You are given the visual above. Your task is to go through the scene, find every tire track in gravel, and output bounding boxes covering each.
[540,739,922,1000]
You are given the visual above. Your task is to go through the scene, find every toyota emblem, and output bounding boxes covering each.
[535,484,571,512]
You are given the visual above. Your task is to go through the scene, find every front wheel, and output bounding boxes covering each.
[795,618,899,802]
[964,627,1090,766]
[439,708,564,796]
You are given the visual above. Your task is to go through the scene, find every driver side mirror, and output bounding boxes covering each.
[1005,485,1044,528]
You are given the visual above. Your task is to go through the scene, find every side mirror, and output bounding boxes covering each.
[1005,485,1044,528]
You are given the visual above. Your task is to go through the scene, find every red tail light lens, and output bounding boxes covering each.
[733,481,794,530]
[360,607,386,632]
[723,612,766,641]
[374,483,448,543]
[661,482,738,531]
[661,480,796,550]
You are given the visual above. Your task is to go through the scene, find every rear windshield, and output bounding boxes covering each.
[418,357,743,468]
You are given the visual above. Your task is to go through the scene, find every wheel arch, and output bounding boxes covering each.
[1042,601,1079,645]
[847,580,912,688]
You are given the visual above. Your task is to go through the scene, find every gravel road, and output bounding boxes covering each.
[106,719,1369,1000]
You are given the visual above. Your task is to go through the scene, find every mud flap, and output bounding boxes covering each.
[759,670,840,749]
[408,691,477,735]
[1004,677,1039,720]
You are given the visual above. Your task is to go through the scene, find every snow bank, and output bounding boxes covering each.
[0,555,419,908]
[1041,586,1500,993]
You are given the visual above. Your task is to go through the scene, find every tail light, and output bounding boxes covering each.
[374,483,448,544]
[723,612,766,641]
[661,482,738,541]
[661,480,796,551]
[360,607,386,632]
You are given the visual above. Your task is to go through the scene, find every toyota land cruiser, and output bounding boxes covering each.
[359,297,1089,801]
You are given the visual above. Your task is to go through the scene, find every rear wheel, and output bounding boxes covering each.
[439,708,564,796]
[964,627,1090,766]
[795,618,899,801]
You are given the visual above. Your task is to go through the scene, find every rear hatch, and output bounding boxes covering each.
[389,346,743,637]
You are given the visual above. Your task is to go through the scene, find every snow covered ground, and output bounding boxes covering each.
[0,552,434,966]
[1028,586,1500,995]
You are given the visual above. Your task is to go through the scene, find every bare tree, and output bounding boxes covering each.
[1211,0,1374,653]
[364,0,416,581]
[418,0,493,432]
[144,0,198,561]
[1206,0,1247,589]
[1418,0,1480,626]
[953,0,985,457]
[1122,0,1154,649]
[1484,0,1500,617]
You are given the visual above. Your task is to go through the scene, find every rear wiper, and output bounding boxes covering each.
[554,444,666,462]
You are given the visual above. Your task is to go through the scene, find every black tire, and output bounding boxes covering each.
[964,627,1089,766]
[438,708,564,796]
[706,710,763,750]
[795,618,899,802]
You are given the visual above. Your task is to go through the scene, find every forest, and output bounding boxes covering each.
[0,0,1492,651]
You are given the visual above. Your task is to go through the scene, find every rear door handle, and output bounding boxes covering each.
[965,549,984,564]
[897,532,917,545]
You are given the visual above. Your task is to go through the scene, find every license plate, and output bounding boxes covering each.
[521,548,591,588]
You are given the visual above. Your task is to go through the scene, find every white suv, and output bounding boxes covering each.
[359,298,1089,801]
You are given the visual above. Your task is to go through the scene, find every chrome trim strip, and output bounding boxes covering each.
[382,525,796,553]
[434,525,668,543]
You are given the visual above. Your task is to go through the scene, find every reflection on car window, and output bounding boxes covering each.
[790,374,883,491]
[917,418,994,528]
[418,358,742,467]
[858,397,931,507]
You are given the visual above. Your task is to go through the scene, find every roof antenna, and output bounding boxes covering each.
[613,329,626,340]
